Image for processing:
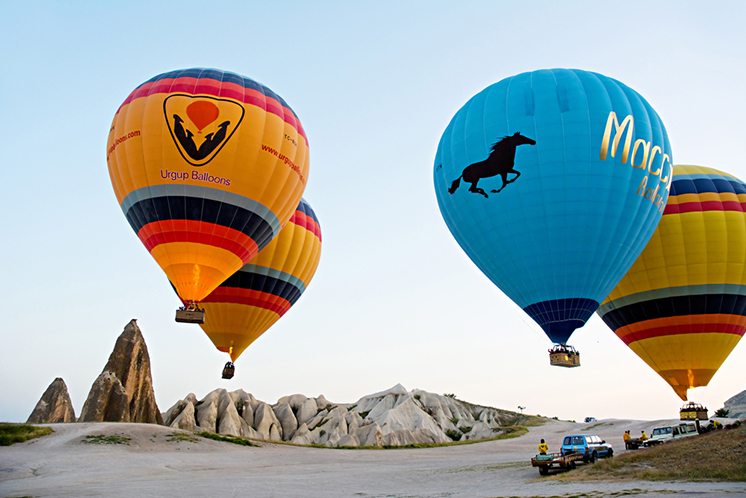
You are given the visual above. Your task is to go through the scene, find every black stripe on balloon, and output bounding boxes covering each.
[523,298,598,345]
[670,178,746,196]
[600,294,746,331]
[125,196,274,250]
[221,272,302,305]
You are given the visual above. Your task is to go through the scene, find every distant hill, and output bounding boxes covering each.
[162,384,541,447]
[724,390,746,419]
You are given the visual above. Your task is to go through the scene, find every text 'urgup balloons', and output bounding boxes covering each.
[434,69,672,354]
[198,198,322,362]
[598,165,746,401]
[107,68,309,307]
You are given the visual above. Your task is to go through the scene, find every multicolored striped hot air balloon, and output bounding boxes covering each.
[598,165,746,400]
[107,68,308,320]
[199,198,322,367]
[434,68,672,366]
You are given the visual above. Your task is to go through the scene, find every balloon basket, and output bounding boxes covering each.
[222,362,235,379]
[175,305,205,324]
[548,345,580,368]
[680,402,708,421]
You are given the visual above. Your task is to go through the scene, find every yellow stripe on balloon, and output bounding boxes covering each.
[203,303,284,361]
[151,243,243,301]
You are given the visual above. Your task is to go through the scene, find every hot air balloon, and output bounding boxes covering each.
[196,198,322,378]
[434,68,672,367]
[107,68,309,323]
[598,165,746,400]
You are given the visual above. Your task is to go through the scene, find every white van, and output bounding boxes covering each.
[645,422,698,446]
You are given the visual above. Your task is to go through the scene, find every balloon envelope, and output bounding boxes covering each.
[598,165,746,400]
[107,68,309,303]
[199,198,322,361]
[434,68,672,345]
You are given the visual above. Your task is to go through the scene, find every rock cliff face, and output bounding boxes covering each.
[27,377,76,423]
[163,384,526,447]
[79,320,162,424]
[724,389,746,419]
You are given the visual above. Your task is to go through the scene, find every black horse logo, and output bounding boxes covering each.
[448,132,536,198]
[172,114,231,162]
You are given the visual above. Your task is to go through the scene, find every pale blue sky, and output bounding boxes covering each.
[1,1,744,422]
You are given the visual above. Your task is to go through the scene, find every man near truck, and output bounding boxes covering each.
[538,438,549,455]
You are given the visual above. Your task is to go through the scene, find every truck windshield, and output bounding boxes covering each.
[652,427,672,436]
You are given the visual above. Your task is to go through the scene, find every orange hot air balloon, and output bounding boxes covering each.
[598,165,746,401]
[107,68,309,321]
[197,199,322,377]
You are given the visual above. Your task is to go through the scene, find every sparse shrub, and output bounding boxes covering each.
[715,408,730,417]
[449,416,460,425]
[197,432,257,446]
[459,426,472,434]
[83,434,131,445]
[167,432,199,443]
[444,393,456,398]
[445,429,462,441]
[348,405,357,411]
[319,430,326,437]
[360,411,370,419]
[414,394,421,401]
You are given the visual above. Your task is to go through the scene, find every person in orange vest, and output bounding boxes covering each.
[538,438,549,455]
[623,430,631,449]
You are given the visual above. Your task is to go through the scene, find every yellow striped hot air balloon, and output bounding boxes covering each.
[198,198,322,375]
[598,165,746,400]
[107,68,308,320]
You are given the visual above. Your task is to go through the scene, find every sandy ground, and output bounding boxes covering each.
[1,419,744,497]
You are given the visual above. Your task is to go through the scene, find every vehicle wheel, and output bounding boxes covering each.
[569,461,576,469]
[608,448,613,458]
[590,451,597,463]
[539,466,548,476]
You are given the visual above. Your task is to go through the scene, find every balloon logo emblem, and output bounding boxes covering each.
[163,94,245,166]
[187,100,220,132]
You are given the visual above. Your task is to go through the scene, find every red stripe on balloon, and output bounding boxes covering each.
[138,220,259,262]
[203,287,291,316]
[621,321,746,345]
[290,210,322,241]
[664,200,746,215]
[119,77,307,143]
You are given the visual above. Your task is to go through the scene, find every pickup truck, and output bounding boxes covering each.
[531,452,584,475]
[560,434,614,462]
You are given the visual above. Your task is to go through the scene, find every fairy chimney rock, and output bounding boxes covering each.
[79,319,163,424]
[27,377,76,423]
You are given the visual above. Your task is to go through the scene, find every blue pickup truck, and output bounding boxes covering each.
[560,434,614,462]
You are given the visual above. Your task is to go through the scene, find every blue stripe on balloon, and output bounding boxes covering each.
[670,178,746,196]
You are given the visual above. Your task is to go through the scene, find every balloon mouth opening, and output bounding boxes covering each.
[523,298,599,344]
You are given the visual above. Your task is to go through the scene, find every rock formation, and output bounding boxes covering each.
[163,384,527,447]
[27,377,76,423]
[79,319,163,424]
[724,389,746,419]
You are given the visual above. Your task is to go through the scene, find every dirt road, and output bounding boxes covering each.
[1,420,744,497]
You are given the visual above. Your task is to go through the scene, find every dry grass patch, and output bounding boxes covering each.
[0,423,53,446]
[556,423,746,482]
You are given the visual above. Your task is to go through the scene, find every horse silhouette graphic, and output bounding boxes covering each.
[448,132,536,198]
[172,114,231,162]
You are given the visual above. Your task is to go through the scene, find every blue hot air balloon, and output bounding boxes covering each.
[434,68,672,366]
